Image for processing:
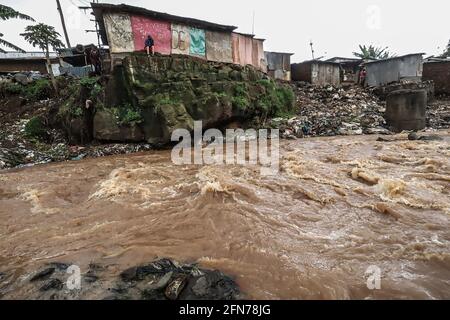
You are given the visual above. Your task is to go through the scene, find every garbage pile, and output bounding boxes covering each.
[0,71,46,85]
[427,99,450,129]
[271,83,389,138]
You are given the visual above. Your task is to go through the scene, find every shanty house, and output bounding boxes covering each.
[91,3,266,72]
[291,60,340,86]
[423,57,450,95]
[0,52,59,75]
[364,53,424,87]
[326,57,363,84]
[265,52,294,81]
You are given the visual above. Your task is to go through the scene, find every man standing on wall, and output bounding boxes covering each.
[145,34,155,56]
[359,67,367,87]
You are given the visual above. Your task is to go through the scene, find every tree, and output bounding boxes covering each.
[21,23,65,94]
[0,4,34,53]
[353,45,395,60]
[439,40,450,58]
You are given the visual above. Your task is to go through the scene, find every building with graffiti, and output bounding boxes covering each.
[91,3,267,72]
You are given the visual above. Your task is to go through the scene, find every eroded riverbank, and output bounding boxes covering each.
[1,132,449,299]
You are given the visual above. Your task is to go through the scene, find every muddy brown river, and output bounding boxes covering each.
[1,133,449,299]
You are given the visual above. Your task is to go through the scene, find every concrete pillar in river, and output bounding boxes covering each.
[385,89,427,132]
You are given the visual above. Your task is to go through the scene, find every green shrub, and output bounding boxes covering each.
[232,96,250,110]
[24,116,47,139]
[4,82,23,95]
[232,83,251,111]
[24,79,52,101]
[112,103,143,126]
[255,79,295,117]
[1,79,52,101]
[80,76,102,100]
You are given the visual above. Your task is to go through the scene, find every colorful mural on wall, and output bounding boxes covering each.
[189,28,206,57]
[171,24,190,55]
[102,12,266,72]
[206,31,233,63]
[131,15,172,54]
[103,13,135,53]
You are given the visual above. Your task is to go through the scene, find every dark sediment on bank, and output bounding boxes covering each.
[0,259,241,300]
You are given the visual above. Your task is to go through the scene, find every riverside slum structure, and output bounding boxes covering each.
[91,3,267,72]
[362,53,447,132]
[325,57,364,84]
[1,2,300,170]
[274,52,449,138]
[423,56,450,96]
[291,59,341,86]
[265,51,294,81]
[0,51,60,76]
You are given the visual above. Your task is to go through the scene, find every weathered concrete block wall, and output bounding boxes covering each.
[366,55,423,87]
[423,62,450,95]
[96,54,294,144]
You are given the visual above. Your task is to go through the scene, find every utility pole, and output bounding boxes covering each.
[252,11,255,35]
[309,40,315,60]
[56,0,71,48]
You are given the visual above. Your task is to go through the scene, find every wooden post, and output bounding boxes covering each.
[56,0,71,48]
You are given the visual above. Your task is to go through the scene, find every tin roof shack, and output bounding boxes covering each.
[231,33,267,72]
[291,60,340,86]
[91,3,267,72]
[364,53,424,87]
[265,52,294,81]
[326,57,363,84]
[0,52,59,75]
[423,58,450,95]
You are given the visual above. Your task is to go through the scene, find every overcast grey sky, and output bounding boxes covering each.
[1,0,449,62]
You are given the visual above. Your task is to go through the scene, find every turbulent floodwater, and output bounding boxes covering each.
[0,133,449,299]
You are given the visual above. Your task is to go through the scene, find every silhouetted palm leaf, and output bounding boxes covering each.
[0,4,34,21]
[0,33,26,52]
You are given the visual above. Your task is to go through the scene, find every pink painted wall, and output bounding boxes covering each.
[232,33,253,67]
[131,15,172,54]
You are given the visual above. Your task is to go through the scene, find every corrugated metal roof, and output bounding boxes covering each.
[0,52,57,59]
[265,51,294,56]
[363,53,425,65]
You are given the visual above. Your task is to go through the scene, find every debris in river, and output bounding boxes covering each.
[21,259,241,300]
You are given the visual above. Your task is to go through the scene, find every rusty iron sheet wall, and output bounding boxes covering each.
[232,33,253,67]
[291,62,312,82]
[252,39,266,72]
[171,23,190,55]
[104,13,135,53]
[365,55,423,87]
[311,62,340,86]
[206,31,232,63]
[131,15,172,54]
[265,52,291,80]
